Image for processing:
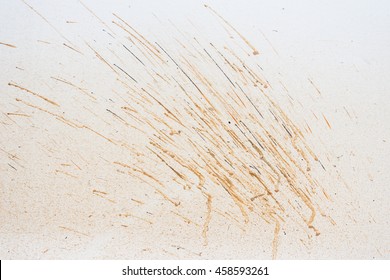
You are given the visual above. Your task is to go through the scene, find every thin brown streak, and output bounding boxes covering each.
[63,43,83,55]
[114,161,165,187]
[202,193,213,246]
[71,160,82,170]
[0,42,16,48]
[171,211,200,226]
[55,169,78,178]
[86,42,118,74]
[308,78,322,95]
[16,98,117,144]
[260,29,279,56]
[112,20,163,63]
[51,76,96,100]
[37,40,50,44]
[213,209,246,232]
[205,5,259,55]
[151,151,186,181]
[119,213,153,224]
[131,198,144,205]
[343,106,353,119]
[142,88,184,126]
[6,112,31,117]
[59,226,89,237]
[92,189,108,195]
[322,114,332,129]
[113,13,160,55]
[79,0,116,35]
[272,220,280,259]
[93,192,116,203]
[8,82,59,107]
[21,0,73,45]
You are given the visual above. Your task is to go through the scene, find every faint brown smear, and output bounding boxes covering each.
[204,4,260,55]
[272,220,281,259]
[202,194,213,246]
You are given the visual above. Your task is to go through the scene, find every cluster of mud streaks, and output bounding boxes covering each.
[4,2,337,258]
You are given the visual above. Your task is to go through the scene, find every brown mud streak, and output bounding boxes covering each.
[0,42,16,48]
[8,82,60,107]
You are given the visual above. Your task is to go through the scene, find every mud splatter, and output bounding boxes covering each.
[3,4,338,259]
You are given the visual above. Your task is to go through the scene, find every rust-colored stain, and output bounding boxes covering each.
[1,2,342,259]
